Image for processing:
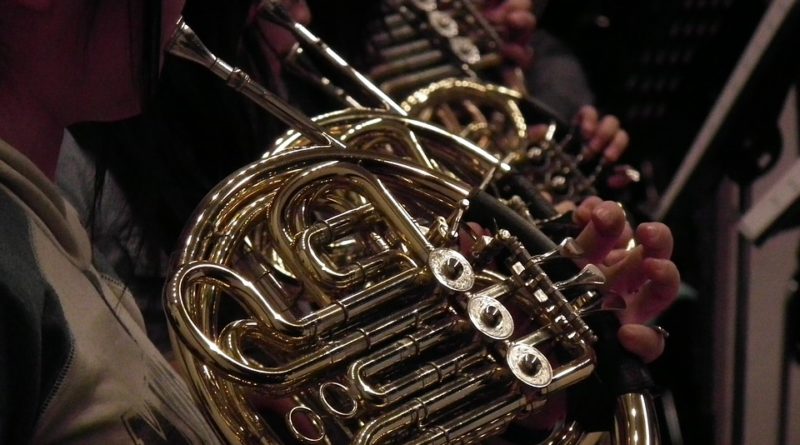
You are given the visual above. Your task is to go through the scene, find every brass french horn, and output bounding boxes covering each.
[261,1,572,225]
[292,0,612,204]
[164,17,661,445]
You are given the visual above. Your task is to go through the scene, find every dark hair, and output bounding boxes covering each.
[305,0,381,67]
[66,2,278,352]
[140,0,163,106]
[70,0,274,255]
[0,18,6,78]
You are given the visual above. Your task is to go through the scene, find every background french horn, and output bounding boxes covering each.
[163,13,661,445]
[295,0,627,205]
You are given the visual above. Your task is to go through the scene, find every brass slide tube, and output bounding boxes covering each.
[269,162,436,305]
[347,318,483,408]
[167,18,344,149]
[170,263,444,392]
[351,365,510,445]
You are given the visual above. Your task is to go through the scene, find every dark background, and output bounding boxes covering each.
[538,1,799,443]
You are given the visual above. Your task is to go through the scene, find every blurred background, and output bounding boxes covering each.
[537,1,800,443]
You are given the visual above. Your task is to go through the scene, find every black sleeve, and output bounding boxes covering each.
[526,30,596,120]
[0,281,72,445]
[0,280,44,445]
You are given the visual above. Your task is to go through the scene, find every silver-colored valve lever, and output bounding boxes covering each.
[530,237,583,264]
[555,264,605,292]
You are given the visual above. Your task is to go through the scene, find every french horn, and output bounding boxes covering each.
[293,0,620,204]
[164,17,661,445]
[261,1,576,225]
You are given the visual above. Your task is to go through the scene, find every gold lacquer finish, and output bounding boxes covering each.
[164,146,605,444]
[164,18,660,445]
[613,393,662,445]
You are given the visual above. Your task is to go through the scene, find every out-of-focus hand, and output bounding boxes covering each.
[572,197,680,363]
[482,0,537,69]
[527,105,629,164]
[574,105,629,164]
[530,105,633,190]
[251,0,311,61]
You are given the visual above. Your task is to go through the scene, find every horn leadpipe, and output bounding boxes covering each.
[260,0,408,116]
[166,17,345,149]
